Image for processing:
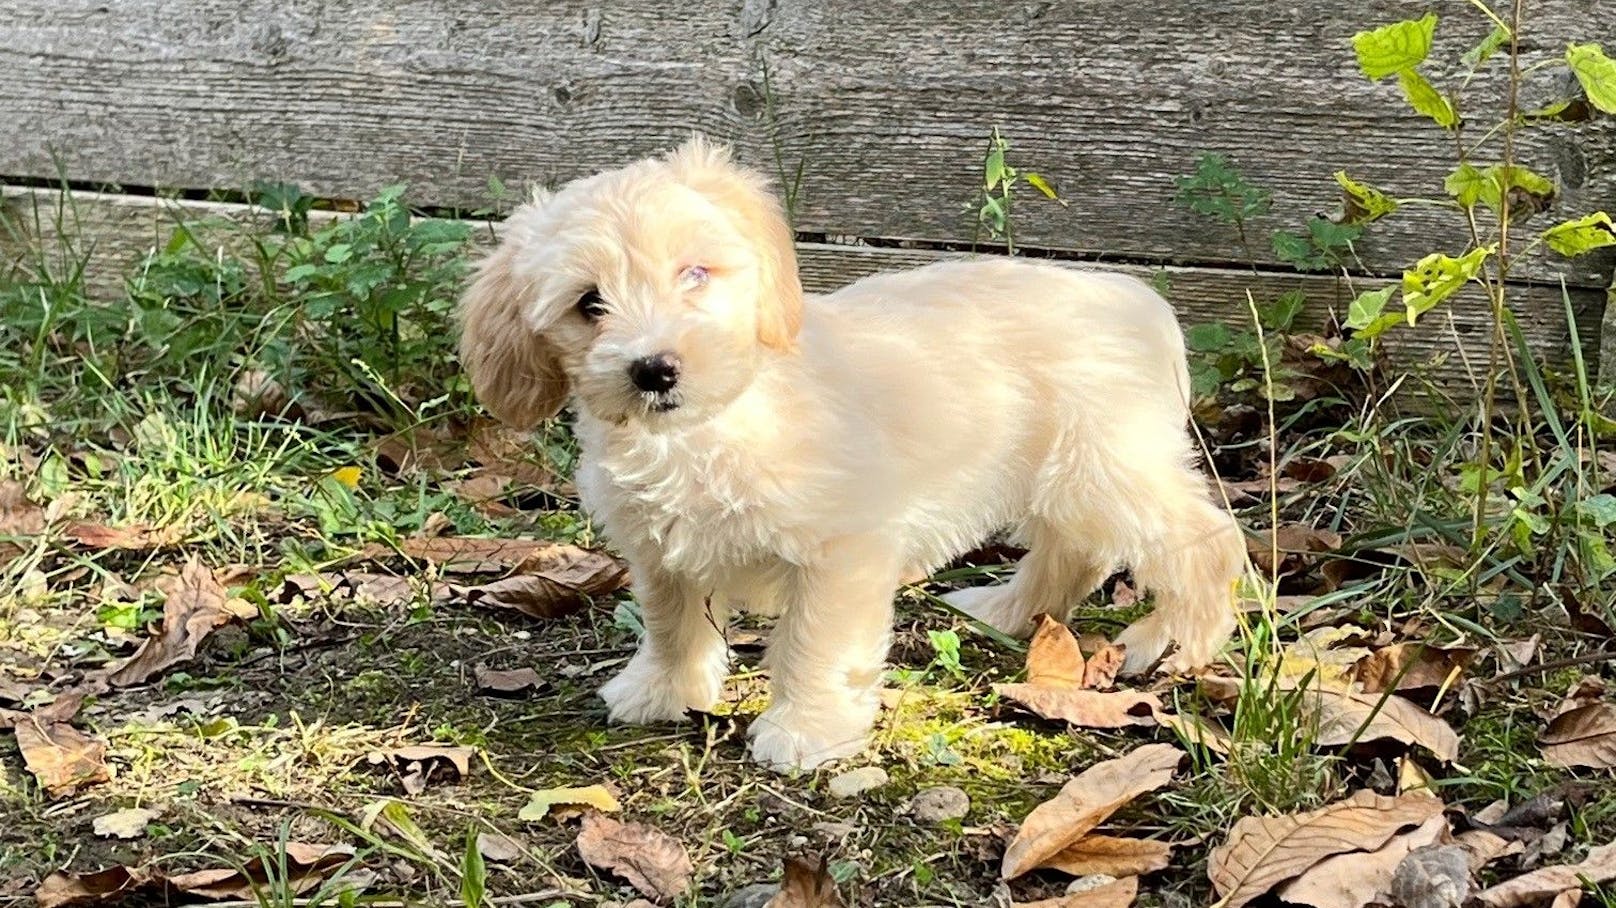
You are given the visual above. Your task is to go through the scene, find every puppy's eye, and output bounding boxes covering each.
[576,289,608,320]
[679,265,710,289]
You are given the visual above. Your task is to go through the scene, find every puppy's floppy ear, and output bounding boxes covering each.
[457,200,569,428]
[665,136,803,351]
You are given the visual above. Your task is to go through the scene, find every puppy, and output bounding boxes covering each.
[458,137,1245,770]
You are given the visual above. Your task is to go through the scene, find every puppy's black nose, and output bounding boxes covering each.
[629,353,681,393]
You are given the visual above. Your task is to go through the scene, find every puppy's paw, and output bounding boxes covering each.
[940,585,1035,638]
[599,655,723,725]
[747,704,871,771]
[1114,615,1172,676]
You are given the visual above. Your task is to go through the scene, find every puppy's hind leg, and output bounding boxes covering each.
[940,523,1111,638]
[599,565,730,724]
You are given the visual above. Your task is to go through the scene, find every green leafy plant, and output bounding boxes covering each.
[969,127,1065,253]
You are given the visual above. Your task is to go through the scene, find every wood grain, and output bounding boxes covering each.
[3,187,1600,400]
[0,0,1610,286]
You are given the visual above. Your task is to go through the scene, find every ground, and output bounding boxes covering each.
[2,187,1615,908]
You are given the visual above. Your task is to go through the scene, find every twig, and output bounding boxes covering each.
[1484,649,1616,686]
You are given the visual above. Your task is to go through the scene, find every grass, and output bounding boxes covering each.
[2,183,1615,906]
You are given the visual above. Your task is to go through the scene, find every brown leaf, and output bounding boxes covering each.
[1026,614,1087,687]
[1476,842,1616,908]
[1001,743,1182,879]
[1083,644,1127,691]
[108,558,255,687]
[1013,875,1139,907]
[168,843,356,899]
[64,521,186,551]
[0,480,46,534]
[1207,790,1446,908]
[366,536,621,580]
[458,548,629,620]
[1040,835,1172,877]
[367,745,475,795]
[1291,678,1461,762]
[1247,524,1342,575]
[575,813,693,903]
[1455,829,1524,873]
[1275,813,1450,908]
[474,665,544,695]
[1355,643,1478,695]
[1539,702,1616,769]
[5,694,109,797]
[995,618,1157,728]
[766,854,846,908]
[994,684,1161,729]
[34,865,151,908]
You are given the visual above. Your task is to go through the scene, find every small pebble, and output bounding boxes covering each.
[828,766,889,798]
[719,883,779,908]
[908,786,971,823]
[812,821,858,839]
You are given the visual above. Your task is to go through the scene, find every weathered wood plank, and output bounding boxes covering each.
[0,0,1611,287]
[3,187,1601,400]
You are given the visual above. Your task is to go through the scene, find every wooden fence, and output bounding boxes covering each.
[2,0,1613,392]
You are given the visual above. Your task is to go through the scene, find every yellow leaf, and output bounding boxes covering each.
[328,466,363,489]
[519,784,621,821]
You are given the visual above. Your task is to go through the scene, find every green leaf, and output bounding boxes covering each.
[1567,43,1616,114]
[1353,13,1438,80]
[1184,323,1233,353]
[1174,153,1271,223]
[460,826,488,908]
[1308,218,1362,254]
[324,243,354,265]
[1334,171,1400,223]
[283,263,320,284]
[1272,230,1316,269]
[1398,69,1459,128]
[1261,289,1306,332]
[983,148,1007,189]
[1402,246,1493,323]
[1523,98,1591,123]
[1345,286,1396,331]
[1444,163,1487,207]
[1462,24,1511,67]
[1542,212,1616,257]
[1578,493,1616,527]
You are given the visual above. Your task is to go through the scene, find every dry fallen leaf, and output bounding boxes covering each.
[1275,813,1450,908]
[4,694,110,797]
[994,617,1160,729]
[34,865,151,908]
[1207,790,1446,908]
[366,745,475,795]
[1539,702,1616,769]
[459,569,620,620]
[477,831,524,864]
[0,480,46,534]
[108,557,256,687]
[168,843,357,899]
[474,664,544,695]
[1455,829,1524,872]
[1013,875,1139,907]
[64,520,187,551]
[1355,643,1477,695]
[1476,842,1616,908]
[766,854,846,908]
[1247,524,1342,575]
[1307,682,1461,762]
[33,844,357,908]
[575,813,693,903]
[1039,834,1172,877]
[92,807,161,839]
[519,784,622,822]
[1001,743,1181,879]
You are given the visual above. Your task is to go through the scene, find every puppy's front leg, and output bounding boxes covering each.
[749,534,901,771]
[599,566,729,725]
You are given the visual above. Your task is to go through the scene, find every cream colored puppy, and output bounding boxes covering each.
[458,137,1244,770]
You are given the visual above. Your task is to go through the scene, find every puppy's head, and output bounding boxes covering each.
[457,137,803,429]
